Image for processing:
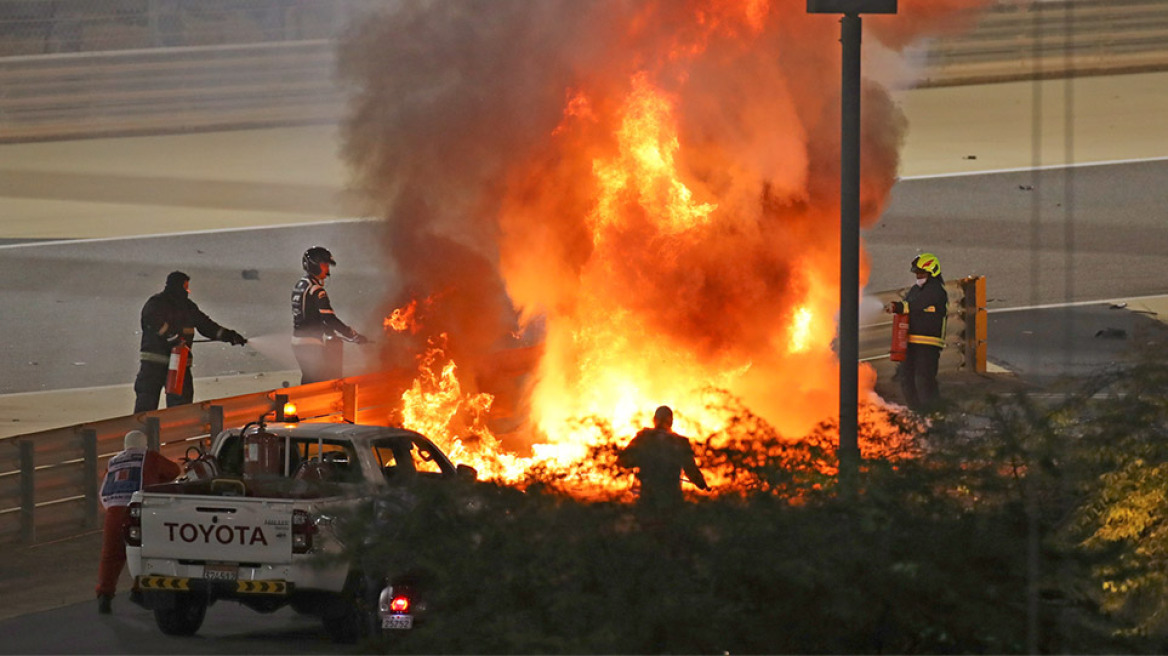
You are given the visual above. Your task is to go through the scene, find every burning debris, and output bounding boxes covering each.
[339,0,987,487]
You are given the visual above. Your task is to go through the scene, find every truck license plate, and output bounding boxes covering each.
[203,563,238,581]
[383,614,413,630]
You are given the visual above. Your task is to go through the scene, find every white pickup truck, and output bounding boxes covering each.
[125,418,475,642]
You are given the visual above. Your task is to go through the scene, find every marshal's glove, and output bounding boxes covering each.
[352,333,371,345]
[223,329,248,346]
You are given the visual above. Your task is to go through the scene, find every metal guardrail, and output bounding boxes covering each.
[1,1,1167,141]
[0,368,411,545]
[870,276,987,374]
[0,277,986,546]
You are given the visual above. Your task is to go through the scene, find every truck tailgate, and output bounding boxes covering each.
[139,494,295,564]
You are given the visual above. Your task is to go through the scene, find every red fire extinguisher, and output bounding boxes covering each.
[890,312,909,362]
[165,343,190,395]
[243,428,283,479]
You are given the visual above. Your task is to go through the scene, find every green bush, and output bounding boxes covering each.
[332,345,1168,653]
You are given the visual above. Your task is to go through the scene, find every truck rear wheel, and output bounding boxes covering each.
[153,593,207,636]
[322,573,378,644]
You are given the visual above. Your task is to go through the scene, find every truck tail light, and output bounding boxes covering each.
[379,586,412,613]
[291,509,316,554]
[124,501,142,547]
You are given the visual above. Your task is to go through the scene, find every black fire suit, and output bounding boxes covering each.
[889,274,948,410]
[619,428,708,513]
[291,275,363,384]
[133,286,244,413]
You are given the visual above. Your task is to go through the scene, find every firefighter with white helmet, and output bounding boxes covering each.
[291,247,370,384]
[885,252,948,410]
[133,271,248,413]
[95,430,181,614]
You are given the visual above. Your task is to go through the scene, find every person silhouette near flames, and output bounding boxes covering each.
[619,405,708,511]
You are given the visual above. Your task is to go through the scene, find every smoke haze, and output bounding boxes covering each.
[338,0,988,442]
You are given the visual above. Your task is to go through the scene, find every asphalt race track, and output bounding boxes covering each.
[870,159,1168,304]
[0,596,347,655]
[0,219,393,395]
[3,159,1167,397]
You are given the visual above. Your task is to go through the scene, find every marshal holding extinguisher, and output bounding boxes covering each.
[885,252,949,412]
[132,270,250,414]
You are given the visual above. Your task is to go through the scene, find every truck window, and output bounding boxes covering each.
[411,440,445,477]
[290,439,360,483]
[372,443,403,482]
[217,434,243,476]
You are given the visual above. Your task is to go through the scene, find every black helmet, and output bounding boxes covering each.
[302,247,336,276]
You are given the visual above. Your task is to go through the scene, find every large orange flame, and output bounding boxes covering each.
[507,30,848,449]
[392,325,616,486]
[346,0,990,489]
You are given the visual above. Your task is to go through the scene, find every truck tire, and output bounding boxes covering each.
[322,573,378,644]
[153,593,207,636]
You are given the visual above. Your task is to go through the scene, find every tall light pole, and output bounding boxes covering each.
[806,0,897,490]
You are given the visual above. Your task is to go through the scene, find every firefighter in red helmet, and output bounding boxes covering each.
[133,271,247,413]
[885,252,948,411]
[95,430,181,614]
[291,247,369,384]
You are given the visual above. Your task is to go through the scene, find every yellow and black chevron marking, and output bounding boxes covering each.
[137,576,190,591]
[236,580,287,594]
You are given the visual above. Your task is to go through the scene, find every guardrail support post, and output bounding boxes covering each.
[20,440,34,543]
[959,276,987,373]
[342,383,357,424]
[209,405,224,439]
[82,429,99,528]
[274,394,288,422]
[145,416,161,451]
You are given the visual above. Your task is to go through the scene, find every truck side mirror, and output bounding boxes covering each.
[456,464,477,481]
